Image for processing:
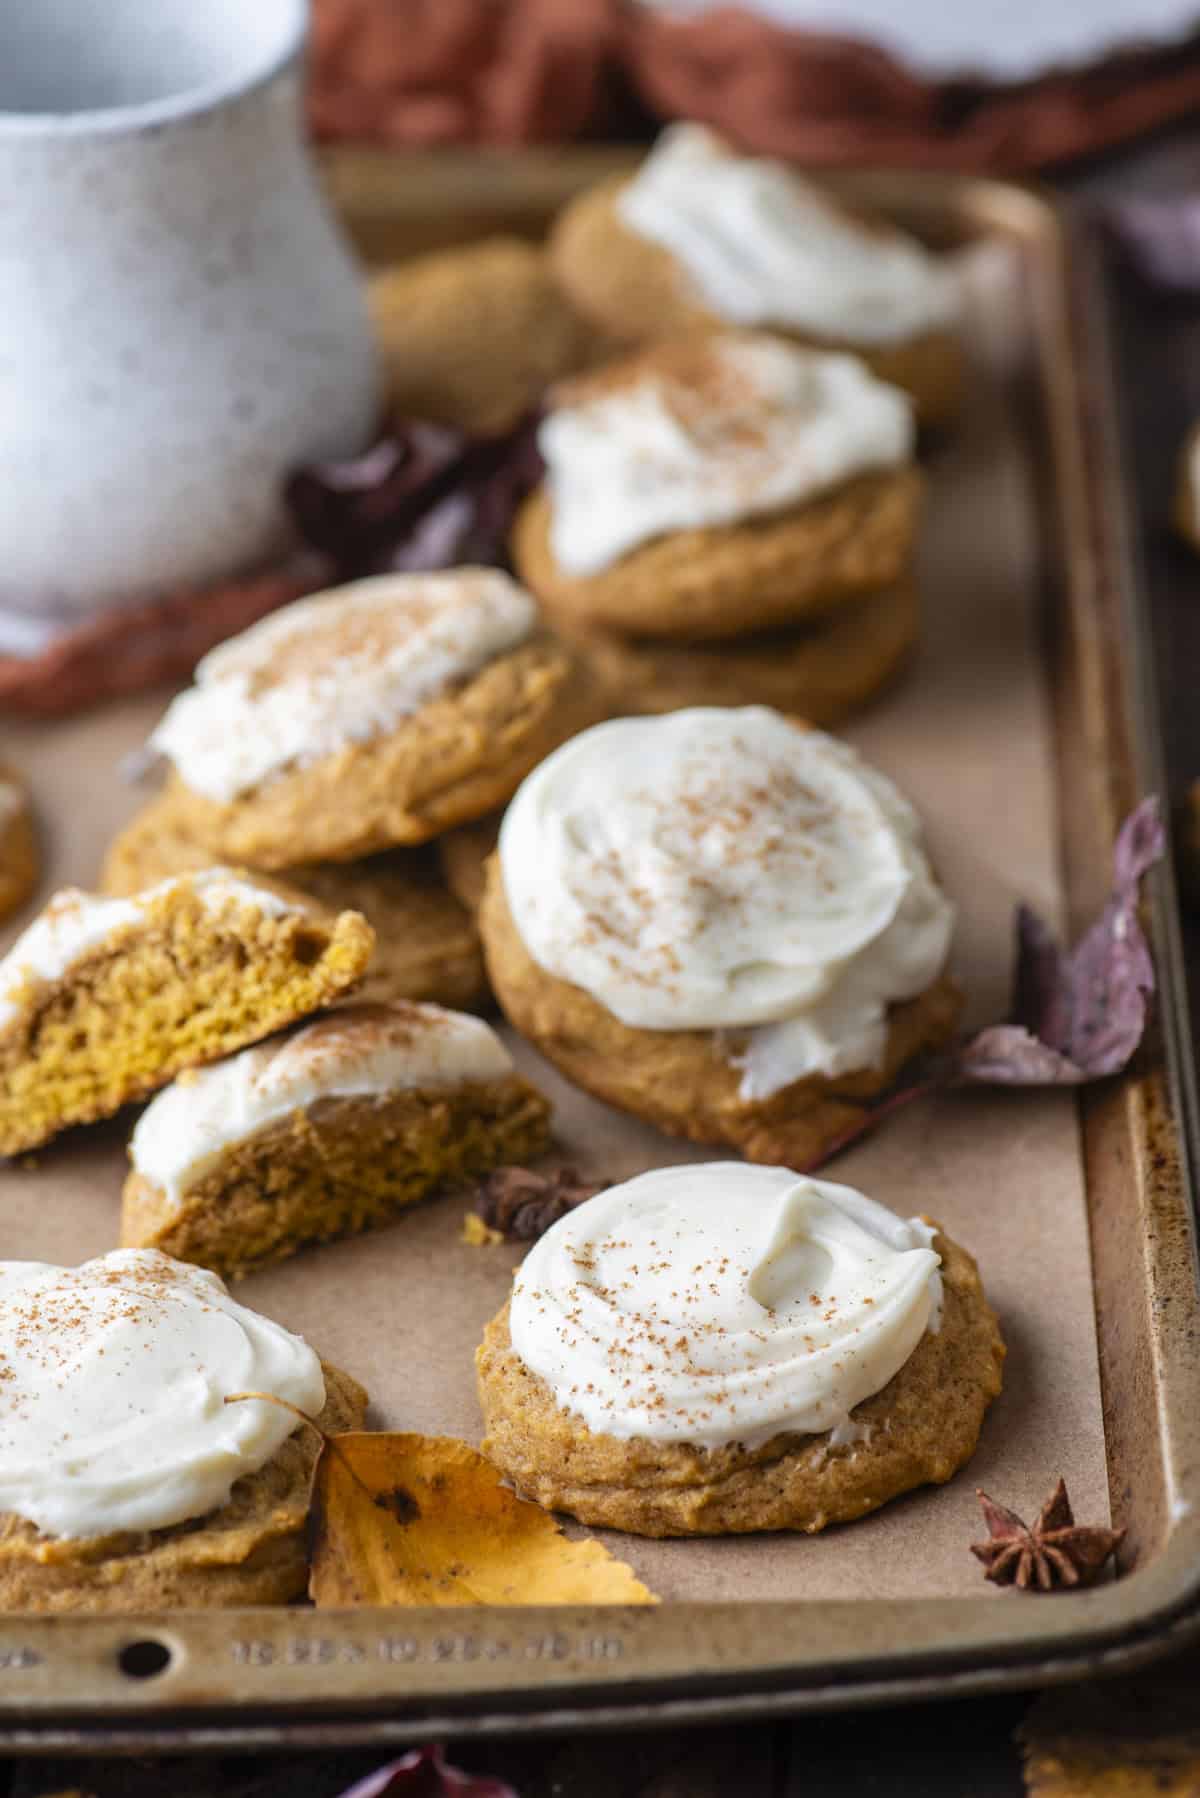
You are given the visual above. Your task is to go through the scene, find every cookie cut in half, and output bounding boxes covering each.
[121,1001,552,1276]
[480,707,960,1169]
[101,792,488,1013]
[478,1164,1004,1536]
[547,124,962,426]
[513,333,922,642]
[0,763,38,925]
[0,869,374,1156]
[0,1249,366,1611]
[144,568,599,869]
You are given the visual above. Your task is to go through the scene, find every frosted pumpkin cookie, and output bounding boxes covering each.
[121,1002,552,1276]
[144,569,598,869]
[369,237,600,435]
[548,124,962,426]
[546,576,918,722]
[0,869,374,1156]
[479,708,960,1167]
[0,1249,366,1611]
[101,793,488,1013]
[478,1163,1004,1536]
[513,333,921,642]
[0,764,37,925]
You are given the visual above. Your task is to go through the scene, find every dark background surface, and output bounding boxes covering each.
[6,123,1200,1798]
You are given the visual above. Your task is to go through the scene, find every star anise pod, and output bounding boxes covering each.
[471,1165,606,1243]
[971,1478,1125,1591]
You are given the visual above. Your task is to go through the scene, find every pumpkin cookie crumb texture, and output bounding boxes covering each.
[0,869,374,1156]
[145,568,598,868]
[101,792,489,1013]
[0,1249,366,1612]
[477,1164,1004,1536]
[121,1001,552,1277]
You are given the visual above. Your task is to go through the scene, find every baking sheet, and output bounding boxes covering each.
[0,240,1110,1607]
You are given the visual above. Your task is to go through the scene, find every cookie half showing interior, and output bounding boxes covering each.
[542,576,919,722]
[478,1164,1004,1536]
[121,1001,552,1276]
[513,333,922,642]
[101,793,489,1013]
[0,763,38,926]
[0,1249,366,1611]
[479,708,960,1168]
[0,869,374,1156]
[369,236,602,435]
[144,568,600,869]
[547,124,963,427]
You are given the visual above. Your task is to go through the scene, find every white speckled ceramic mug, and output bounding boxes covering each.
[0,0,381,634]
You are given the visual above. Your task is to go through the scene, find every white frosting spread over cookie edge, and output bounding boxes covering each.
[509,1163,943,1448]
[542,332,913,575]
[130,1001,515,1207]
[617,123,960,345]
[499,708,954,1097]
[0,1249,326,1538]
[0,868,308,1034]
[148,569,537,804]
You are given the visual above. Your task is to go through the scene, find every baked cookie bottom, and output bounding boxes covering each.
[369,236,601,436]
[546,175,963,427]
[163,638,600,869]
[0,1362,366,1612]
[513,469,923,643]
[0,765,38,926]
[479,869,961,1168]
[121,1075,552,1278]
[0,886,373,1157]
[477,1229,1004,1537]
[542,576,918,721]
[102,794,489,1013]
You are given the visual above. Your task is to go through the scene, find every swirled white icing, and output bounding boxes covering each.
[498,708,954,1096]
[509,1163,942,1447]
[618,123,959,345]
[0,868,304,1035]
[0,1250,325,1538]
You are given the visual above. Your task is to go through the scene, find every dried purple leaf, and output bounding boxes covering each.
[335,1745,518,1798]
[286,414,543,580]
[810,797,1164,1167]
[958,795,1163,1085]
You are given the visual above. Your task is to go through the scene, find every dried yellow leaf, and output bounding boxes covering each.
[459,1212,503,1247]
[308,1432,658,1607]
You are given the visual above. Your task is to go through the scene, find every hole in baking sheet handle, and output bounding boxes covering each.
[117,1638,173,1680]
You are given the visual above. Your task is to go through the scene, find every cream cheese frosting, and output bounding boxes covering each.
[0,1249,325,1539]
[130,1001,515,1207]
[509,1163,942,1448]
[499,708,954,1097]
[147,568,537,804]
[618,123,959,346]
[542,332,913,575]
[0,868,304,1035]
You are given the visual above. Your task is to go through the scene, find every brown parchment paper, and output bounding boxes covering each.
[0,244,1110,1604]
